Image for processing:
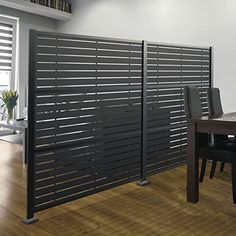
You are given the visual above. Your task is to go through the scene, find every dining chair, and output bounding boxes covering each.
[207,87,233,176]
[207,87,223,117]
[185,86,228,181]
[184,86,236,204]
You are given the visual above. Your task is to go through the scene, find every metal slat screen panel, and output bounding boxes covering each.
[32,31,142,212]
[28,30,212,218]
[146,43,211,175]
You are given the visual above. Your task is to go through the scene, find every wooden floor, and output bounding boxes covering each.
[0,141,236,236]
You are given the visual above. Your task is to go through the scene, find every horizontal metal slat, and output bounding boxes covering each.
[37,46,141,58]
[36,31,142,45]
[147,65,209,71]
[37,63,141,71]
[35,85,142,94]
[147,59,209,66]
[148,47,209,56]
[147,71,209,77]
[37,78,141,87]
[48,39,141,51]
[35,103,140,120]
[37,55,142,64]
[147,53,209,60]
[35,111,140,130]
[36,97,141,113]
[36,91,141,105]
[37,71,142,78]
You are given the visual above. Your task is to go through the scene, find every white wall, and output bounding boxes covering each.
[0,6,56,117]
[57,0,236,112]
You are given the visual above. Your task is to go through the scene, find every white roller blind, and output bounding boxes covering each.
[0,17,16,124]
[0,21,13,72]
[0,19,14,92]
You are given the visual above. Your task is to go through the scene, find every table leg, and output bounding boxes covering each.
[187,121,199,203]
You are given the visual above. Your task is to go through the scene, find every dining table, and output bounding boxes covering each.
[0,120,28,164]
[187,112,236,203]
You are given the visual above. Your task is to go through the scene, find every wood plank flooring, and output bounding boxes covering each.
[0,140,236,236]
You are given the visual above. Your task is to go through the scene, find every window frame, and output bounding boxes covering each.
[0,15,18,125]
[0,15,18,91]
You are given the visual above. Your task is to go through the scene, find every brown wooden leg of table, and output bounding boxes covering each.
[187,121,199,203]
[231,163,236,204]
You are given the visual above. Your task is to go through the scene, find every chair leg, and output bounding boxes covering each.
[199,157,207,183]
[220,162,225,173]
[210,160,217,179]
[231,164,236,204]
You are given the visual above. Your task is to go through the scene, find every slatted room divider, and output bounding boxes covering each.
[26,30,211,222]
[145,42,211,175]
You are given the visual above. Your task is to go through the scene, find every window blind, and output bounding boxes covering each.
[0,21,13,72]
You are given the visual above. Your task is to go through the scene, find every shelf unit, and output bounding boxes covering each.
[0,0,72,21]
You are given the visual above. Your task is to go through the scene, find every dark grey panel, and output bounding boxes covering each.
[146,43,211,174]
[28,30,211,218]
[31,30,143,213]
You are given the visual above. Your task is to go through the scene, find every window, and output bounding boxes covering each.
[0,21,12,92]
[0,15,17,125]
[0,22,12,92]
[0,17,17,92]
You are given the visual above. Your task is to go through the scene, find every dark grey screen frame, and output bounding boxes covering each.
[25,30,212,223]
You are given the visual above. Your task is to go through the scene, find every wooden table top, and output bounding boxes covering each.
[192,112,236,125]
